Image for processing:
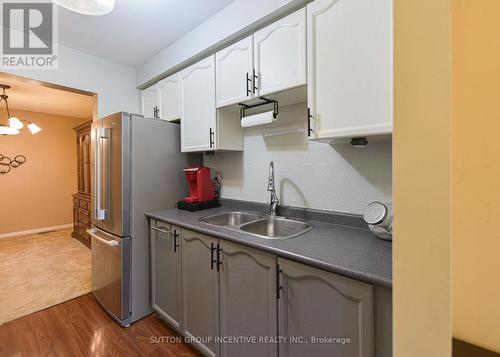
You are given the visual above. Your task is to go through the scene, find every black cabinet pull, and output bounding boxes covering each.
[307,107,313,137]
[276,264,283,299]
[210,242,217,270]
[246,73,252,96]
[252,69,258,94]
[216,243,223,272]
[173,230,180,253]
[153,106,160,119]
[209,128,215,149]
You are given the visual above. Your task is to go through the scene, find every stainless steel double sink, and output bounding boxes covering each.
[200,211,313,239]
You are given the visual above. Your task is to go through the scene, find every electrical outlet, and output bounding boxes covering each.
[214,173,222,197]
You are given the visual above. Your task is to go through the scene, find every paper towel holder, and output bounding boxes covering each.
[238,97,278,121]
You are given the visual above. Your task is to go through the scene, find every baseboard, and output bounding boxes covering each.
[0,224,73,239]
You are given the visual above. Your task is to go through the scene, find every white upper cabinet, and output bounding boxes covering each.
[307,0,393,142]
[141,85,160,119]
[157,73,180,122]
[180,56,217,152]
[180,56,243,153]
[254,8,307,97]
[216,36,254,108]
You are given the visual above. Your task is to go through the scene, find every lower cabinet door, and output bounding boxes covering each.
[182,230,219,357]
[151,222,181,330]
[219,241,278,357]
[277,258,374,357]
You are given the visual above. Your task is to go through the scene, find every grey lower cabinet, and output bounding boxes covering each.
[150,222,381,357]
[218,240,278,357]
[181,229,220,357]
[150,221,182,330]
[277,258,374,357]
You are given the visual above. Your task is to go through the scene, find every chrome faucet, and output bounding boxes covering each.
[267,161,279,216]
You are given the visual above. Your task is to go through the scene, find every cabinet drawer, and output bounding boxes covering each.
[73,197,80,207]
[79,221,91,233]
[78,207,90,217]
[79,214,90,225]
[80,199,90,210]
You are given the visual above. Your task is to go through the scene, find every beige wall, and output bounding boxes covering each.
[452,0,500,352]
[393,0,452,356]
[0,109,87,234]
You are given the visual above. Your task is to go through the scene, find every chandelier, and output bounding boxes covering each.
[0,84,42,136]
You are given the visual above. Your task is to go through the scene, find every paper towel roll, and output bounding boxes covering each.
[241,110,276,128]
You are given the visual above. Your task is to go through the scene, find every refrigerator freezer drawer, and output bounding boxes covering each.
[88,228,131,322]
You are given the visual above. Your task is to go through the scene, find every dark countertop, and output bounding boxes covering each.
[146,201,392,287]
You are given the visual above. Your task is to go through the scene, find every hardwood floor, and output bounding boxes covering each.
[453,339,500,357]
[0,294,201,357]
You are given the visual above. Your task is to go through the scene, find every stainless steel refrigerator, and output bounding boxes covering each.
[88,112,196,326]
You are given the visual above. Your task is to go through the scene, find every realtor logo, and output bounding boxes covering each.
[0,0,58,68]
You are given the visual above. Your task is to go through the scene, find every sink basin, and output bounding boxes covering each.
[239,216,313,239]
[200,211,261,227]
[200,211,313,239]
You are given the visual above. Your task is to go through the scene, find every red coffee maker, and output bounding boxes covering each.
[177,167,221,211]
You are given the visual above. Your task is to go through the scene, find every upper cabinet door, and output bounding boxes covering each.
[179,56,217,152]
[216,35,254,108]
[254,8,307,96]
[307,0,393,141]
[141,85,159,119]
[158,74,180,122]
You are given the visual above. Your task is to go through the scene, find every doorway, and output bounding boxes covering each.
[0,72,97,324]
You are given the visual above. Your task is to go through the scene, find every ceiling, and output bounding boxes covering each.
[0,74,94,118]
[57,0,234,67]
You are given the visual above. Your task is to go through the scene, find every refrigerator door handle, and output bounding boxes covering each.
[94,127,103,220]
[96,128,111,221]
[87,229,119,246]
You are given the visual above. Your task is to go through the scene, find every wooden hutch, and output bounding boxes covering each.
[72,121,92,247]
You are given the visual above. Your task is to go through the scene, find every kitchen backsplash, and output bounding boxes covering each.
[204,102,392,215]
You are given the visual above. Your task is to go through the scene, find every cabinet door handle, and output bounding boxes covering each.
[246,72,252,96]
[210,242,217,270]
[173,230,180,253]
[209,128,215,149]
[216,243,223,272]
[307,107,313,137]
[276,264,283,299]
[252,69,258,94]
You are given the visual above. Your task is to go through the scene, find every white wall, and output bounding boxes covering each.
[137,0,307,87]
[4,44,139,118]
[204,103,392,214]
